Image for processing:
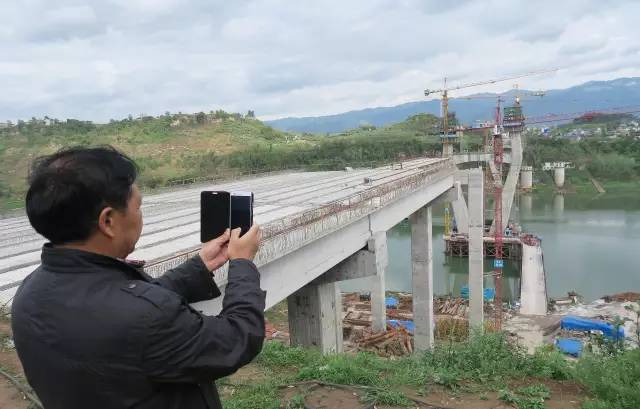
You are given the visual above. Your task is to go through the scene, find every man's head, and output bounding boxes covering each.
[26,146,142,258]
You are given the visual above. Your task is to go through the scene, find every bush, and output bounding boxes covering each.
[587,153,636,180]
[420,332,530,383]
[575,348,640,409]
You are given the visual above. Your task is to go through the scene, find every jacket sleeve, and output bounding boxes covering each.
[151,255,221,303]
[140,259,266,382]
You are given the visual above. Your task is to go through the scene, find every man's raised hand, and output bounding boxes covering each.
[199,229,230,271]
[228,224,261,261]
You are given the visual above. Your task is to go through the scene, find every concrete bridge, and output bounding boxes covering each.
[0,157,456,353]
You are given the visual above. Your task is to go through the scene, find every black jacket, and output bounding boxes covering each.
[11,244,266,409]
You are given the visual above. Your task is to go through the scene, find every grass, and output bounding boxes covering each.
[361,387,414,407]
[222,332,581,408]
[574,348,640,409]
[498,386,549,409]
[223,331,640,408]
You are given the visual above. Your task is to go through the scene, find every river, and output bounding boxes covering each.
[341,191,640,302]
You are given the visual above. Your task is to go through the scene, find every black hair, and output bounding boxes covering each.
[26,146,138,244]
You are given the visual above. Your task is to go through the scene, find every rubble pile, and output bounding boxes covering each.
[505,291,640,355]
[355,326,414,357]
[341,292,482,356]
[435,297,468,317]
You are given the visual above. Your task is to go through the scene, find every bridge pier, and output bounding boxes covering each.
[369,232,389,332]
[520,242,547,315]
[287,281,343,353]
[287,232,388,353]
[410,206,434,351]
[468,169,484,329]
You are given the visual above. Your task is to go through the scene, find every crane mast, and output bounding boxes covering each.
[424,68,557,157]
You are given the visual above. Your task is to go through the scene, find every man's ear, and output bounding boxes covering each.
[97,207,116,239]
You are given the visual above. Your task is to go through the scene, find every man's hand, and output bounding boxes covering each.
[228,225,261,261]
[199,229,230,271]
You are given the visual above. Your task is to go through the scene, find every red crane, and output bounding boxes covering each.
[493,126,504,330]
[424,68,558,156]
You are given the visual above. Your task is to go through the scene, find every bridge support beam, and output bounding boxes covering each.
[288,281,342,354]
[450,181,469,235]
[468,169,485,329]
[410,206,434,351]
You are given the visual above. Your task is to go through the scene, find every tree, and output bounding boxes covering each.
[246,110,255,118]
[195,112,206,124]
[213,110,229,120]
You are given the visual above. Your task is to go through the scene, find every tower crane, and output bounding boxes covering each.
[424,68,558,157]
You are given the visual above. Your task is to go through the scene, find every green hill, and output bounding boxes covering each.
[0,112,443,210]
[0,112,300,208]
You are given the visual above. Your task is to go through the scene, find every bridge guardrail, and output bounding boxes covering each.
[144,158,455,278]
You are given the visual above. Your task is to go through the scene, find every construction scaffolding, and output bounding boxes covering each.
[444,236,522,259]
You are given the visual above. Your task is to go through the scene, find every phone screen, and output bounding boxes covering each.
[231,192,253,236]
[200,191,231,243]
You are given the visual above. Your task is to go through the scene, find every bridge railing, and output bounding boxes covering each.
[144,158,455,279]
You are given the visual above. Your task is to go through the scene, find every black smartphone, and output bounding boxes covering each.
[200,191,231,243]
[231,191,254,236]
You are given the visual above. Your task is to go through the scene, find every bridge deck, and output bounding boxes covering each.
[0,157,452,306]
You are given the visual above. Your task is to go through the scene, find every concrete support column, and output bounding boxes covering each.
[520,166,533,189]
[410,206,434,351]
[369,232,388,332]
[288,281,343,354]
[520,243,548,316]
[468,169,484,329]
[554,167,565,188]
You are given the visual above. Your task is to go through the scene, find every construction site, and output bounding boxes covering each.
[1,70,639,408]
[314,68,640,358]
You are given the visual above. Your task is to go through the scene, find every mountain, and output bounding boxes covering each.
[266,77,640,133]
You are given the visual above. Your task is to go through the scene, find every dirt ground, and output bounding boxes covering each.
[0,320,30,409]
[278,380,584,409]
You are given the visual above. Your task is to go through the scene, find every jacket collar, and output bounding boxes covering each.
[41,244,149,280]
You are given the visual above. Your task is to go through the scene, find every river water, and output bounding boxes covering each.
[341,191,640,302]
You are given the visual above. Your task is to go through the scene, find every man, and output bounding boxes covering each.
[11,146,265,409]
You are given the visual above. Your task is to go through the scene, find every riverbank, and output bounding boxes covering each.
[529,168,640,196]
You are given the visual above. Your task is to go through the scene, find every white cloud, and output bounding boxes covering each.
[1,0,640,122]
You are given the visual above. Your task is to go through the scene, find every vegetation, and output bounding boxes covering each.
[2,108,638,211]
[220,332,591,408]
[498,384,551,409]
[0,112,442,211]
[218,332,640,408]
[523,135,640,182]
[575,348,640,409]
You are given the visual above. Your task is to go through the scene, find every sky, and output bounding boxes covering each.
[2,0,640,122]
